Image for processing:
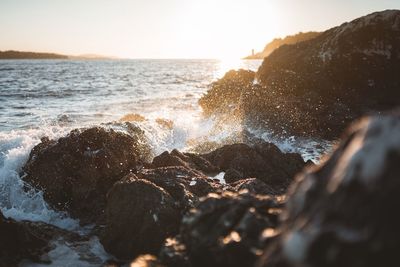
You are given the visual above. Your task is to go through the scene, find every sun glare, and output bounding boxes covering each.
[216,57,244,77]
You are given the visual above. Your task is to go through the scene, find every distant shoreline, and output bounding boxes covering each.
[0,50,118,60]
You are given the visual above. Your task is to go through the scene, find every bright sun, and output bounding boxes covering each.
[217,57,244,77]
[171,0,281,59]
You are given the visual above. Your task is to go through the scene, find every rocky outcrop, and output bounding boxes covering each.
[257,113,400,267]
[203,142,306,190]
[179,191,282,267]
[136,167,223,210]
[200,10,400,139]
[101,167,224,260]
[101,176,182,260]
[151,142,305,193]
[22,126,151,225]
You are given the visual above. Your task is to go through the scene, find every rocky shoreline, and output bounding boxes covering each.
[1,9,400,267]
[1,111,400,266]
[200,10,400,140]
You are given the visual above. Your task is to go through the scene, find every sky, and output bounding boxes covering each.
[0,0,399,59]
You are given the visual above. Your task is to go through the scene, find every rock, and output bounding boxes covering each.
[223,168,243,183]
[180,191,282,267]
[101,167,226,260]
[137,166,224,212]
[22,127,151,225]
[101,176,182,260]
[200,10,400,139]
[257,114,400,267]
[0,210,86,266]
[152,149,219,175]
[0,210,50,266]
[203,142,306,188]
[100,165,225,261]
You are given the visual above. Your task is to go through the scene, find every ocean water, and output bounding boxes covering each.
[0,59,331,266]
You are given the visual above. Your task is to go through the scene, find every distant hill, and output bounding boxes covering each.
[244,32,321,59]
[0,50,68,59]
[0,50,119,60]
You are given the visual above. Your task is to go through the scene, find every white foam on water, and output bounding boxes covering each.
[213,172,226,184]
[248,128,334,162]
[123,109,226,155]
[0,126,111,266]
[0,126,80,230]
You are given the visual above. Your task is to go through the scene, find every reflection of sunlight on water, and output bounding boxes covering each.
[215,58,263,79]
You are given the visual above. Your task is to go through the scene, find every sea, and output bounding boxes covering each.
[0,59,331,266]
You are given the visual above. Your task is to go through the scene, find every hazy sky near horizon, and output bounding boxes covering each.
[0,0,399,59]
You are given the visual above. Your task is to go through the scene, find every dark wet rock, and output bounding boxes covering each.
[0,211,50,266]
[22,127,151,225]
[101,167,226,260]
[152,149,219,174]
[151,142,306,192]
[101,176,182,260]
[257,114,400,267]
[0,210,85,267]
[203,142,306,188]
[224,168,243,183]
[137,166,224,212]
[180,191,282,267]
[200,10,400,139]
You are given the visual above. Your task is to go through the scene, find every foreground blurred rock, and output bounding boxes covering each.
[179,191,282,267]
[200,10,400,139]
[131,190,283,267]
[257,113,400,267]
[22,126,151,225]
